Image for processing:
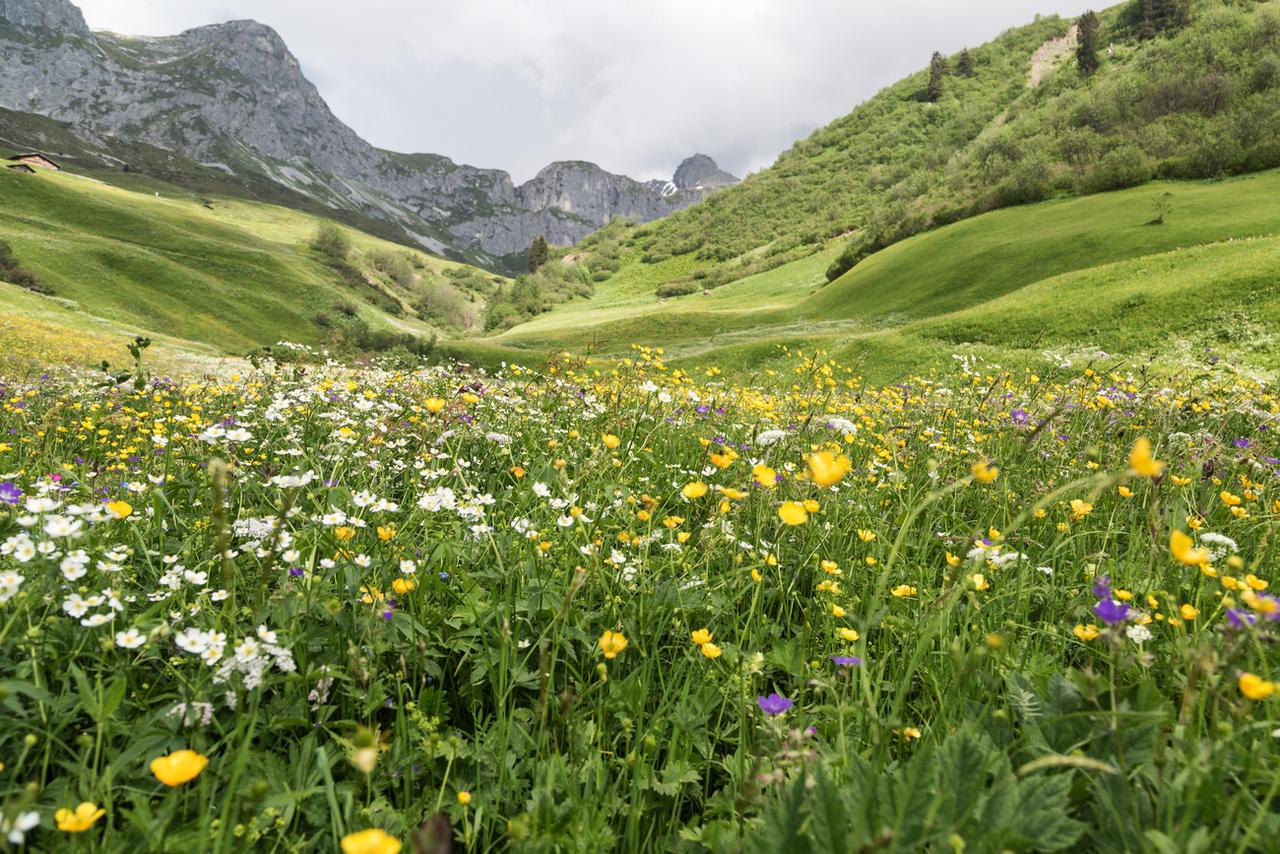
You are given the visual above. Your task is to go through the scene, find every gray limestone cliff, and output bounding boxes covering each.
[0,0,738,269]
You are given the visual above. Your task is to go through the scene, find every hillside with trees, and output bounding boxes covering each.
[505,0,1280,314]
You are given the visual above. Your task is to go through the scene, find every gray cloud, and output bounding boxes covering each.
[74,0,1097,182]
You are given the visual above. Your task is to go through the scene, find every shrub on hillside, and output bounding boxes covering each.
[312,222,350,261]
[656,281,699,298]
[367,248,416,288]
[0,240,49,294]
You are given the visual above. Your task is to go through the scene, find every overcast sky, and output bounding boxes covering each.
[74,0,1095,183]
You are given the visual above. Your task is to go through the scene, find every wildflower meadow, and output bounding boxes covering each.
[0,346,1277,852]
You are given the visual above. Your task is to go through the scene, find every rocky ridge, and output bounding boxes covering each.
[0,0,737,270]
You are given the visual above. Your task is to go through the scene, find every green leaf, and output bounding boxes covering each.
[101,675,127,720]
[806,766,849,854]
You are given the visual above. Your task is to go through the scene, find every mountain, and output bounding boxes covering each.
[0,0,737,272]
[540,0,1280,296]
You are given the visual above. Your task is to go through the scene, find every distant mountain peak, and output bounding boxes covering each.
[0,0,89,37]
[674,154,737,190]
[0,0,737,272]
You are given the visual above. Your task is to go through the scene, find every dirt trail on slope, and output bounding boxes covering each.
[1029,25,1078,87]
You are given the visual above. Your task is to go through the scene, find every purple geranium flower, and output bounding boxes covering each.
[1093,599,1130,625]
[1011,409,1029,426]
[1091,575,1112,600]
[1226,608,1257,629]
[1234,438,1251,449]
[756,693,794,715]
[830,655,863,667]
[0,482,21,504]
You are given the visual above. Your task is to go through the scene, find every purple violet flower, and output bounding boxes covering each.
[830,655,863,667]
[1093,599,1130,625]
[1226,608,1257,629]
[0,482,21,505]
[1091,575,1112,600]
[756,693,794,715]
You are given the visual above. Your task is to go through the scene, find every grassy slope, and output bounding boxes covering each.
[511,0,1280,320]
[477,170,1280,379]
[0,167,497,357]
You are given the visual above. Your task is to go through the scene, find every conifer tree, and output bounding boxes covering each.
[957,48,975,77]
[927,51,947,102]
[1077,11,1101,75]
[1139,0,1157,39]
[528,235,549,273]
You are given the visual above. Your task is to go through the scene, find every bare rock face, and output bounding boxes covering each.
[0,1,738,269]
[673,154,739,190]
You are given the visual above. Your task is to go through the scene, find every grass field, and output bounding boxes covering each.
[485,171,1280,380]
[0,168,495,361]
[1,350,1277,851]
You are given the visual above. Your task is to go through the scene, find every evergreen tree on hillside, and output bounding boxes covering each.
[1077,11,1101,75]
[927,51,947,102]
[957,48,975,77]
[528,235,549,273]
[1139,0,1187,39]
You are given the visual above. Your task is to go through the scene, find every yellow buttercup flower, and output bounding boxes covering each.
[840,627,860,642]
[1179,604,1198,620]
[1220,491,1242,507]
[1238,672,1275,701]
[690,628,712,646]
[1073,624,1099,641]
[971,460,999,484]
[1170,530,1210,566]
[753,464,778,489]
[105,500,132,519]
[891,584,917,597]
[457,791,472,806]
[709,448,738,469]
[1069,499,1093,521]
[681,482,708,500]
[598,630,628,659]
[601,433,621,449]
[341,828,402,854]
[150,749,209,786]
[807,450,851,487]
[700,642,722,659]
[55,802,105,832]
[1128,437,1164,478]
[777,501,808,526]
[424,397,446,414]
[971,573,989,591]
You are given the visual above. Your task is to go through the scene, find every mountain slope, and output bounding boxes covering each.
[465,168,1280,380]
[0,165,503,357]
[0,0,737,272]
[534,0,1280,298]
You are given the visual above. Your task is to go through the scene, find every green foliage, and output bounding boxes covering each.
[558,1,1280,298]
[3,350,1279,850]
[748,730,1083,853]
[1078,10,1102,75]
[927,50,947,101]
[528,235,550,273]
[312,222,351,262]
[493,168,1280,382]
[0,239,47,294]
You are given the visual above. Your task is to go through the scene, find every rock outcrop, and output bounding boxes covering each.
[0,0,738,269]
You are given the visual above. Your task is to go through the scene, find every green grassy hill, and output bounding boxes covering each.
[507,0,1280,324]
[475,169,1280,380]
[0,166,503,365]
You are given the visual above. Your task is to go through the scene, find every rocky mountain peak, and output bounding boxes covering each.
[0,0,738,271]
[673,154,738,190]
[0,0,89,37]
